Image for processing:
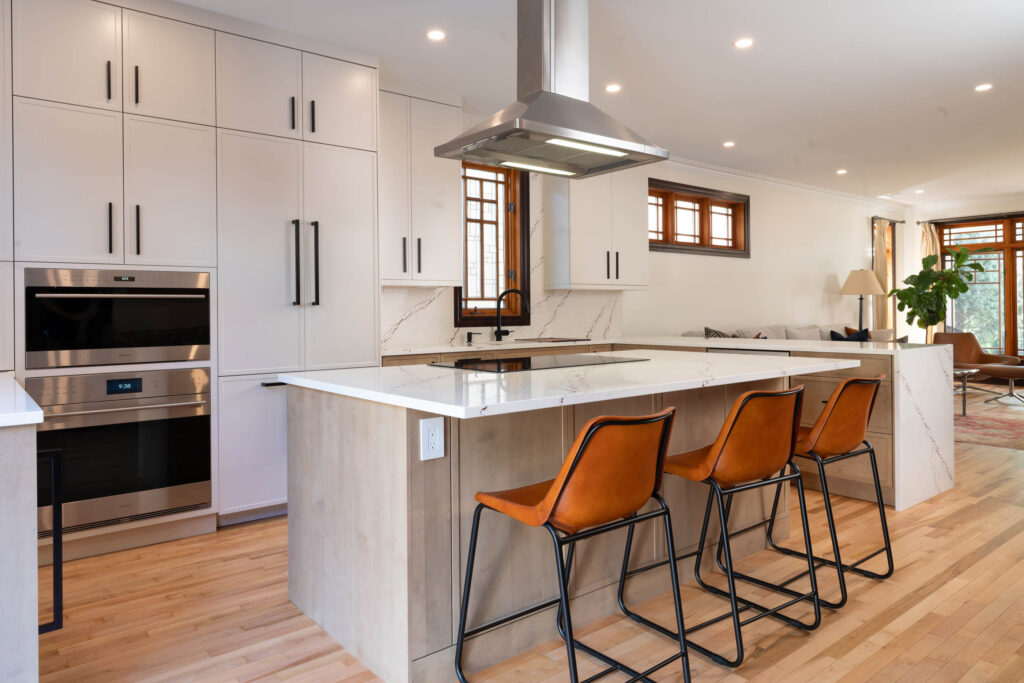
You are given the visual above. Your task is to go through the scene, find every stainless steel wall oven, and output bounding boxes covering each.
[29,368,212,535]
[25,268,210,369]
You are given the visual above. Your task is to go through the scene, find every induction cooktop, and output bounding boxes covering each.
[429,354,648,373]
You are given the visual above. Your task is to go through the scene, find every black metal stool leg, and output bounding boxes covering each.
[793,473,822,629]
[546,525,580,683]
[811,454,849,608]
[455,503,486,683]
[859,446,895,580]
[657,496,693,683]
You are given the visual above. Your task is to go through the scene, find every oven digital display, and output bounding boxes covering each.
[113,276,135,282]
[107,378,143,394]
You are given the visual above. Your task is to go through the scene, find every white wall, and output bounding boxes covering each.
[622,160,897,336]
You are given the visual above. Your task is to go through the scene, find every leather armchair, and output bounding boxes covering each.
[932,332,1020,369]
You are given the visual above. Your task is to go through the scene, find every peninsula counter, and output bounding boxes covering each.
[279,350,863,682]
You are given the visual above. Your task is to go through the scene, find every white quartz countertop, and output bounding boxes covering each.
[0,373,43,428]
[279,350,860,419]
[381,335,932,357]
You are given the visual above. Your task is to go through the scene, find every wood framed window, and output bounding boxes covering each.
[936,214,1024,356]
[647,179,750,257]
[454,162,530,327]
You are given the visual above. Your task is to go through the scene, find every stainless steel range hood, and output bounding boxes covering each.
[434,0,668,178]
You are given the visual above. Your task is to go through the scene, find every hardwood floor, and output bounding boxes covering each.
[39,389,1024,682]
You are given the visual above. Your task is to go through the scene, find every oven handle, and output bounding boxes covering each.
[49,400,208,418]
[34,293,207,299]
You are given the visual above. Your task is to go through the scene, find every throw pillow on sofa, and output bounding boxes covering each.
[831,328,870,342]
[845,326,895,342]
[704,326,737,338]
[786,325,822,340]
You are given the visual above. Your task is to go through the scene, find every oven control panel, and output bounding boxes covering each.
[26,368,211,407]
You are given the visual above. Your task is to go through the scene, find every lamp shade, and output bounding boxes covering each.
[840,269,885,296]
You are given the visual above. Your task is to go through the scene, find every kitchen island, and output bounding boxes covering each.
[278,350,865,682]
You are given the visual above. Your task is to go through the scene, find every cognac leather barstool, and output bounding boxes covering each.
[455,408,691,683]
[618,386,821,668]
[764,376,894,609]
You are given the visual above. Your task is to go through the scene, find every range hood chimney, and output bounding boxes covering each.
[434,0,668,178]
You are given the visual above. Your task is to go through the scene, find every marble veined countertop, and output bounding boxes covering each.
[381,335,933,357]
[279,350,860,419]
[0,372,43,428]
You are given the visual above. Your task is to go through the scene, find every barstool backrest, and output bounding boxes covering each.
[705,387,804,487]
[542,408,675,534]
[800,376,883,456]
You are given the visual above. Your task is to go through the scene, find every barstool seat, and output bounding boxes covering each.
[455,408,692,683]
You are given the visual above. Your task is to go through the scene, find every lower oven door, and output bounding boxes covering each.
[37,395,212,535]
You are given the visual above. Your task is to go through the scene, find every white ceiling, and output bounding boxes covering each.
[180,0,1024,206]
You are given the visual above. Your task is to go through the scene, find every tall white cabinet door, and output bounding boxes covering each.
[12,0,121,111]
[302,53,376,151]
[410,98,462,285]
[568,175,613,285]
[218,130,303,375]
[123,11,215,125]
[216,33,301,139]
[124,116,216,267]
[610,167,649,287]
[218,375,287,514]
[0,263,12,371]
[303,143,378,370]
[378,92,411,282]
[14,98,123,263]
[0,0,12,262]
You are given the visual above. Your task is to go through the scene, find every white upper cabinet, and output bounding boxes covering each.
[123,11,215,125]
[410,98,462,284]
[1,0,12,262]
[14,98,123,264]
[546,166,649,290]
[216,33,301,139]
[124,116,217,267]
[302,53,376,151]
[13,0,121,111]
[378,92,411,281]
[303,143,378,369]
[218,130,304,375]
[380,92,462,286]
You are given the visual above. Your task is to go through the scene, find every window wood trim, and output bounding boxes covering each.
[937,213,1024,357]
[453,164,531,328]
[647,179,750,258]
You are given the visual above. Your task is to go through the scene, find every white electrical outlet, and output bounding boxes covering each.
[419,417,445,461]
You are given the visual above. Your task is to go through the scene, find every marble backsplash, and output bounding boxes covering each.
[379,174,623,351]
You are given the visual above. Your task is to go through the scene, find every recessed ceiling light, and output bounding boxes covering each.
[546,138,627,157]
[975,83,993,92]
[427,29,446,41]
[605,83,621,93]
[877,194,892,199]
[734,37,754,49]
[915,189,925,194]
[722,140,736,148]
[836,168,848,175]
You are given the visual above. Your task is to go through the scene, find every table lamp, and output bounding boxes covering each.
[840,269,885,330]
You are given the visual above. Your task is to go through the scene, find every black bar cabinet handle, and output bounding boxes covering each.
[292,219,301,306]
[261,381,286,387]
[310,100,316,133]
[606,251,610,279]
[311,220,320,306]
[135,205,141,255]
[417,238,422,273]
[134,65,139,105]
[107,202,113,254]
[615,251,620,279]
[290,96,296,130]
[402,237,407,273]
[38,449,63,635]
[105,60,111,100]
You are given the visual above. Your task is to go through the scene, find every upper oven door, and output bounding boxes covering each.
[24,269,211,369]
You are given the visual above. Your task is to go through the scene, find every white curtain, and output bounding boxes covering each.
[872,218,890,330]
[920,222,944,336]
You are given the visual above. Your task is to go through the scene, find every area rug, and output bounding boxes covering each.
[955,414,1024,450]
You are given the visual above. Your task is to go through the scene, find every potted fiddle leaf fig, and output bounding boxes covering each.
[889,246,988,341]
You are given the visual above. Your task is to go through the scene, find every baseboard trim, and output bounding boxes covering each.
[218,504,287,527]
